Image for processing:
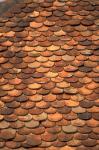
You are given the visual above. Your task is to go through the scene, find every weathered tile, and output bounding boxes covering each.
[82,139,97,147]
[62,125,77,133]
[32,112,47,121]
[25,120,39,128]
[27,134,41,146]
[0,129,16,140]
[78,112,92,120]
[0,121,10,129]
[41,132,57,142]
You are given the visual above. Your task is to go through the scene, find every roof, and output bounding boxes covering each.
[0,0,99,150]
[0,0,19,14]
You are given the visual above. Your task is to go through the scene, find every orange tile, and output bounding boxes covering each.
[48,113,62,122]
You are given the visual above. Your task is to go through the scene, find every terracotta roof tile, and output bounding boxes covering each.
[48,112,62,122]
[63,111,77,121]
[62,125,77,133]
[26,134,41,147]
[0,128,16,140]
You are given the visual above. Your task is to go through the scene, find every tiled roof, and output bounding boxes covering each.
[0,0,20,14]
[0,0,99,149]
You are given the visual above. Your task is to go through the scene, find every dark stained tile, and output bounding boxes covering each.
[78,112,92,120]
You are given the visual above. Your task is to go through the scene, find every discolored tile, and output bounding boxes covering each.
[4,114,17,122]
[0,129,16,140]
[37,88,50,95]
[64,87,78,94]
[67,139,81,147]
[71,119,85,127]
[92,113,99,120]
[81,19,94,26]
[15,94,28,102]
[62,125,77,133]
[63,112,77,121]
[15,31,28,38]
[75,25,87,31]
[32,112,47,121]
[0,90,7,97]
[0,120,10,129]
[81,30,92,37]
[6,141,21,149]
[25,120,39,128]
[78,112,92,120]
[79,65,92,72]
[52,140,66,147]
[41,132,57,142]
[58,132,73,142]
[82,139,97,147]
[26,134,41,146]
[57,106,71,114]
[80,100,94,108]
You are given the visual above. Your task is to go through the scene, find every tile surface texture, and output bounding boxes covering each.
[0,0,99,149]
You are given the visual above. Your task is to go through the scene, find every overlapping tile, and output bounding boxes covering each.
[0,0,99,149]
